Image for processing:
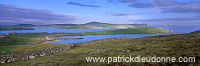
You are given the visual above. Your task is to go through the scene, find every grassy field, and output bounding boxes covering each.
[0,33,68,55]
[0,33,54,46]
[1,30,199,66]
[0,43,68,55]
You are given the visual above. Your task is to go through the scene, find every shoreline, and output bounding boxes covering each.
[26,34,84,45]
[26,30,173,45]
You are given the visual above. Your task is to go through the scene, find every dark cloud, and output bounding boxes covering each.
[108,12,158,16]
[67,2,100,7]
[0,4,76,25]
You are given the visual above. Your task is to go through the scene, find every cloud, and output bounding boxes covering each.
[160,2,200,13]
[67,2,100,7]
[131,16,200,25]
[110,0,200,13]
[0,4,76,25]
[108,12,158,16]
[107,0,137,3]
[128,0,178,8]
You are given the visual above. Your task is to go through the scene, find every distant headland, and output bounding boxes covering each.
[0,22,147,30]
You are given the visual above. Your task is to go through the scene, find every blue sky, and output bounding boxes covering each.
[0,0,200,26]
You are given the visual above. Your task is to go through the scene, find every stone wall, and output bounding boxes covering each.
[0,36,131,63]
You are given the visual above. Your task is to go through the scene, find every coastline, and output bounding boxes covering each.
[26,34,84,45]
[27,29,173,45]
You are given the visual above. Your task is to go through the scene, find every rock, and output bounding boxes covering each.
[29,56,35,59]
[160,30,173,33]
[96,48,105,51]
[7,60,10,62]
[1,61,5,63]
[121,49,132,52]
[127,50,131,52]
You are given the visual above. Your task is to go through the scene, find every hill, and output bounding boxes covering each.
[15,24,36,27]
[0,22,148,30]
[36,22,147,29]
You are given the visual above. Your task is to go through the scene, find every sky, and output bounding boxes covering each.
[0,0,200,26]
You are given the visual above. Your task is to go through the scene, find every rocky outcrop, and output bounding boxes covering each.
[160,30,173,33]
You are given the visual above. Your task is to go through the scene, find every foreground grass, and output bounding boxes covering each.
[1,30,199,66]
[0,43,67,55]
[11,43,68,54]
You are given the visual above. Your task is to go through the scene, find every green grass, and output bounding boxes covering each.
[1,30,199,66]
[0,43,68,55]
[0,33,52,46]
[10,43,68,53]
[0,32,77,55]
[0,33,69,55]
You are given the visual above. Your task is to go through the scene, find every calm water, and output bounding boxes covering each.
[49,33,172,43]
[0,26,199,43]
[156,25,200,34]
[50,25,200,43]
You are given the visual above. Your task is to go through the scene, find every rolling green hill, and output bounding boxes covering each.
[36,22,147,29]
[0,22,148,30]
